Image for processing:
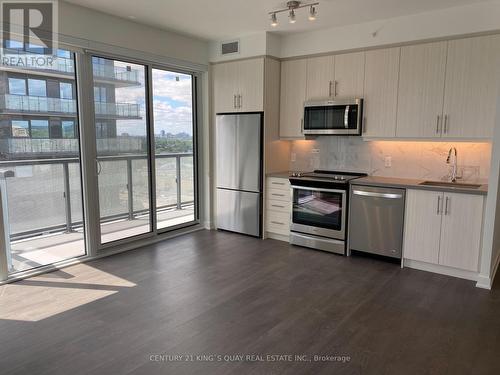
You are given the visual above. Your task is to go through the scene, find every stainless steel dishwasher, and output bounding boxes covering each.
[348,185,405,259]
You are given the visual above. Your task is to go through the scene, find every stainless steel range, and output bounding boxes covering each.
[289,170,366,255]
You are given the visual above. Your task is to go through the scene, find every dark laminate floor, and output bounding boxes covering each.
[1,230,500,375]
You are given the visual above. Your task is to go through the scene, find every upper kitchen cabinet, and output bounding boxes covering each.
[280,58,307,138]
[306,55,335,99]
[362,47,400,137]
[442,35,500,139]
[212,58,264,113]
[237,58,265,112]
[396,41,447,138]
[212,61,239,113]
[334,51,365,98]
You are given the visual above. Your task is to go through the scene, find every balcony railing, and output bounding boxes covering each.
[1,94,141,119]
[94,101,141,118]
[0,153,194,240]
[2,94,76,114]
[92,63,140,84]
[0,51,75,75]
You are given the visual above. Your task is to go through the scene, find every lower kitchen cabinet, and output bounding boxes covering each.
[265,177,291,239]
[403,189,484,272]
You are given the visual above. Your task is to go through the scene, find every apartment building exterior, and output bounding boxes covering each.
[0,48,144,160]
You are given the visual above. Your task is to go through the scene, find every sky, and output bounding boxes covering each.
[111,62,193,137]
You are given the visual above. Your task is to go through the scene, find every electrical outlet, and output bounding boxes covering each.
[384,156,392,168]
[290,152,296,162]
[311,149,320,154]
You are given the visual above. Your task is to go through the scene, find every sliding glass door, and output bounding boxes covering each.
[91,57,152,244]
[0,47,86,273]
[0,50,201,277]
[151,68,196,230]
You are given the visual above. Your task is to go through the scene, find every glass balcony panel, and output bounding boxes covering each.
[132,158,150,213]
[181,156,194,203]
[97,159,129,218]
[6,164,67,234]
[155,157,178,208]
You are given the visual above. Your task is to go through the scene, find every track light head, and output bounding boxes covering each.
[308,5,316,21]
[289,9,296,23]
[271,13,278,27]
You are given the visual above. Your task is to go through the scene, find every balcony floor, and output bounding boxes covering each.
[9,207,195,273]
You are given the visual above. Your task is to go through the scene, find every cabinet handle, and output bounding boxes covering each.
[271,204,285,208]
[328,81,333,97]
[437,196,441,215]
[272,193,285,197]
[301,118,304,133]
[271,221,285,226]
[271,182,285,186]
[443,114,448,134]
[233,95,237,109]
[333,80,337,97]
[238,94,242,109]
[436,115,441,134]
[445,196,450,215]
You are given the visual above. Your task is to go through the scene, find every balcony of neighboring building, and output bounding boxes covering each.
[0,94,141,119]
[1,50,142,87]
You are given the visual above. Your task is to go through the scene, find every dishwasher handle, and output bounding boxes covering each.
[352,189,403,199]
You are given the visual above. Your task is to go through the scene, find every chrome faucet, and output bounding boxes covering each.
[446,147,458,182]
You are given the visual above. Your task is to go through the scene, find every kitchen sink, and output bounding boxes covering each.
[419,181,482,189]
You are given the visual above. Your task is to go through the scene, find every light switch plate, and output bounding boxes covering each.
[290,152,296,162]
[384,156,392,168]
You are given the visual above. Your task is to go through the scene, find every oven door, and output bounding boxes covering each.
[290,185,346,239]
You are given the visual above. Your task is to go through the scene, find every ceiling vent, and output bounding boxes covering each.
[221,40,240,56]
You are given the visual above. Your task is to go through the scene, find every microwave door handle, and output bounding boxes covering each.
[344,105,350,129]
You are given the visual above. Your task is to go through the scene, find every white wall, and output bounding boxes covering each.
[280,1,500,58]
[59,1,208,66]
[208,1,500,62]
[208,32,267,63]
[478,91,500,288]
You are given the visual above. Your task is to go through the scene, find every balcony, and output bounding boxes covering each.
[94,101,141,119]
[0,94,141,119]
[92,63,142,86]
[0,153,194,273]
[1,53,141,87]
[1,94,76,115]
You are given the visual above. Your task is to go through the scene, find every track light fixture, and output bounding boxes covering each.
[271,12,278,27]
[269,1,319,27]
[308,5,317,21]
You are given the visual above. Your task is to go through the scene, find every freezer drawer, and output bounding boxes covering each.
[217,189,261,237]
[349,185,405,259]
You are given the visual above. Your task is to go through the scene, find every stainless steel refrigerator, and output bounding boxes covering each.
[216,113,263,237]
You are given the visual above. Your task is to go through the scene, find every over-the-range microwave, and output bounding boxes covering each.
[303,98,363,136]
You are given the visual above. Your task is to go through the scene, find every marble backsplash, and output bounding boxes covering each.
[289,138,492,183]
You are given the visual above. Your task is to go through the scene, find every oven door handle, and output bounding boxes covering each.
[352,190,403,199]
[291,185,346,194]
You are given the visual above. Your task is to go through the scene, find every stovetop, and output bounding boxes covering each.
[289,170,367,183]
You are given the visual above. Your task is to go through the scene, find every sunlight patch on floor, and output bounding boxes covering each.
[0,263,136,321]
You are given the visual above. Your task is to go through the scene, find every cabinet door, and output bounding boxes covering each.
[439,193,483,271]
[238,58,264,112]
[213,62,239,113]
[279,59,307,138]
[334,51,365,98]
[363,47,400,137]
[403,189,443,264]
[306,55,335,100]
[396,42,447,138]
[442,35,500,139]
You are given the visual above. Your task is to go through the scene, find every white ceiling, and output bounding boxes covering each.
[64,0,490,41]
